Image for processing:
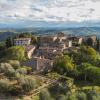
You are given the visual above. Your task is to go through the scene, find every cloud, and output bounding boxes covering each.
[0,0,100,23]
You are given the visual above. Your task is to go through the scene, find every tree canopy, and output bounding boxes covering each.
[53,55,75,74]
[70,46,98,65]
[3,46,25,61]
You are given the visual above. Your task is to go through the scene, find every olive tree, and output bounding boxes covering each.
[6,46,25,61]
[0,63,15,78]
[0,79,12,94]
[87,90,100,100]
[76,92,87,100]
[7,60,20,69]
[53,55,75,75]
[86,67,100,84]
[18,77,38,93]
[16,67,27,75]
[39,89,53,100]
[80,63,93,81]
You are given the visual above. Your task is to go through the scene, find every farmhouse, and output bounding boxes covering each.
[14,38,31,46]
[23,57,53,71]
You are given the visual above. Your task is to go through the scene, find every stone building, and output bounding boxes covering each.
[37,34,72,48]
[68,36,83,45]
[23,57,53,71]
[84,35,97,47]
[84,35,97,43]
[25,45,36,59]
[61,40,72,47]
[56,32,67,42]
[37,47,63,60]
[36,34,72,60]
[37,35,57,47]
[14,38,31,46]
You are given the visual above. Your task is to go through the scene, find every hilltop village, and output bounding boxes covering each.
[13,32,97,72]
[0,32,100,100]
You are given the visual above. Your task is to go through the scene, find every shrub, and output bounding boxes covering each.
[76,92,87,100]
[86,67,100,84]
[5,46,25,61]
[87,90,100,100]
[56,95,67,100]
[0,79,12,94]
[7,60,20,69]
[16,67,27,75]
[39,89,53,100]
[53,55,75,75]
[18,77,38,93]
[0,63,15,78]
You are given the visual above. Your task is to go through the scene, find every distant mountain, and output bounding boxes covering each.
[0,31,16,41]
[12,27,100,37]
[0,20,100,29]
[61,27,100,37]
[0,27,100,41]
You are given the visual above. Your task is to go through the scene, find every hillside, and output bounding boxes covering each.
[0,27,100,41]
[0,32,16,41]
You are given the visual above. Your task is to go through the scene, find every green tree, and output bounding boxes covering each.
[96,39,100,51]
[53,55,75,75]
[86,67,100,84]
[39,89,53,100]
[0,41,6,51]
[67,93,77,100]
[6,37,14,48]
[23,66,32,74]
[76,92,87,100]
[16,67,27,75]
[0,79,12,94]
[0,63,15,78]
[68,46,98,65]
[86,38,93,47]
[5,46,25,61]
[0,42,6,59]
[80,63,93,81]
[80,46,97,64]
[56,95,67,100]
[7,60,20,69]
[87,90,100,100]
[18,77,37,93]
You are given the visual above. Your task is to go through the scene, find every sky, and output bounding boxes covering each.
[0,0,100,28]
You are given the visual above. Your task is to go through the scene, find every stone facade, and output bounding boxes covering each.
[25,45,36,59]
[37,36,57,47]
[14,38,31,46]
[36,34,72,61]
[84,35,97,42]
[68,36,83,45]
[23,57,53,71]
[37,47,63,60]
[37,34,72,48]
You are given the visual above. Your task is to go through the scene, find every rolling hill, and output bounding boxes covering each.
[0,27,100,41]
